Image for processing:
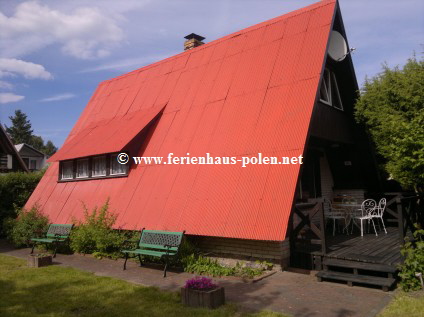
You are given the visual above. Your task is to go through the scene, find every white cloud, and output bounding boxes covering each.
[0,80,13,89]
[0,58,53,79]
[80,54,173,73]
[0,2,124,59]
[0,92,25,104]
[40,93,76,102]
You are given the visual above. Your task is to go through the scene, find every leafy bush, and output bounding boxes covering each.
[0,171,44,235]
[183,254,234,277]
[70,200,131,259]
[399,226,424,291]
[3,205,49,247]
[355,55,424,190]
[182,254,265,278]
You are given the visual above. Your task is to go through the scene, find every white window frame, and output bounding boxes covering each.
[92,156,107,177]
[319,69,332,106]
[330,72,343,110]
[319,68,343,111]
[76,158,89,178]
[61,161,74,180]
[110,153,127,175]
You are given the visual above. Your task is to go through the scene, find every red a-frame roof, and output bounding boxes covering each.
[27,0,337,241]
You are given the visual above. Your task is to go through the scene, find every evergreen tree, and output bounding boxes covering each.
[29,135,44,152]
[43,140,58,157]
[355,54,424,192]
[5,110,33,144]
[4,109,58,157]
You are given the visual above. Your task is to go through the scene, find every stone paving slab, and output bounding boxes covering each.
[0,240,394,317]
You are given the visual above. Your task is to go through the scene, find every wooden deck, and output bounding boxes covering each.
[325,227,403,267]
[315,227,404,291]
[290,195,423,290]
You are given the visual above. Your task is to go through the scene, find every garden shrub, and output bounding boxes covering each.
[182,253,266,278]
[3,204,49,247]
[70,200,131,259]
[0,170,44,235]
[399,226,424,291]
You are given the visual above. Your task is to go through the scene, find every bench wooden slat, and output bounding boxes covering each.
[122,249,171,257]
[31,238,65,243]
[139,243,179,252]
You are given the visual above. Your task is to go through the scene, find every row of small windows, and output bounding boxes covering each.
[60,153,127,181]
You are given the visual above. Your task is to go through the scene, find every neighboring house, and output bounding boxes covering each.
[0,124,28,173]
[26,0,381,268]
[15,144,47,171]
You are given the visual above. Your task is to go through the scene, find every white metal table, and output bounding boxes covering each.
[335,203,362,234]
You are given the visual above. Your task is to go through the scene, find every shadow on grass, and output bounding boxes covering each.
[0,256,247,317]
[0,246,365,317]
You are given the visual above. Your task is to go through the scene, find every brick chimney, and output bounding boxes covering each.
[184,33,205,51]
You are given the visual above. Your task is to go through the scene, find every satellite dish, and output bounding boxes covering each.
[328,31,348,61]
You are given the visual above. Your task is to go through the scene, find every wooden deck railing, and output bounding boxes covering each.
[371,192,424,243]
[396,195,424,243]
[290,202,327,255]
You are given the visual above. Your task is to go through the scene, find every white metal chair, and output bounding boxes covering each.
[323,198,347,236]
[373,198,387,234]
[353,199,378,237]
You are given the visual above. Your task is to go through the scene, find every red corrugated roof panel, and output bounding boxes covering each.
[49,105,164,161]
[27,0,337,241]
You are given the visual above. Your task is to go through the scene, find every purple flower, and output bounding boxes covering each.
[184,276,217,290]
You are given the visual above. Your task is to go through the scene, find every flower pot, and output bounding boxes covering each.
[181,286,225,309]
[28,254,52,268]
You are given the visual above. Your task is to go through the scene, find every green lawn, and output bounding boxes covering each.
[378,290,424,317]
[0,255,284,317]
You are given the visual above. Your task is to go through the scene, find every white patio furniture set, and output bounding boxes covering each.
[323,198,387,237]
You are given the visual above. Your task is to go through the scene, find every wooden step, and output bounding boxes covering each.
[323,258,397,273]
[316,271,395,291]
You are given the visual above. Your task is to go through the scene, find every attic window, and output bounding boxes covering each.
[59,153,128,182]
[76,159,89,178]
[61,161,73,179]
[110,154,127,175]
[319,68,343,110]
[92,156,106,176]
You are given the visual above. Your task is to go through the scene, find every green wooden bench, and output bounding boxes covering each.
[122,228,185,277]
[30,224,74,258]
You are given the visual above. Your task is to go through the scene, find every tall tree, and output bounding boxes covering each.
[4,109,58,157]
[43,140,58,157]
[5,110,33,144]
[355,54,424,192]
[29,135,44,151]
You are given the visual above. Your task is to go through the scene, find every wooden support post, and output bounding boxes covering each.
[319,201,327,255]
[396,198,405,244]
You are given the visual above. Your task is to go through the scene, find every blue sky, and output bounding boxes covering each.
[0,0,423,148]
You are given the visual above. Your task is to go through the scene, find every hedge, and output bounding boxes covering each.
[0,170,44,235]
